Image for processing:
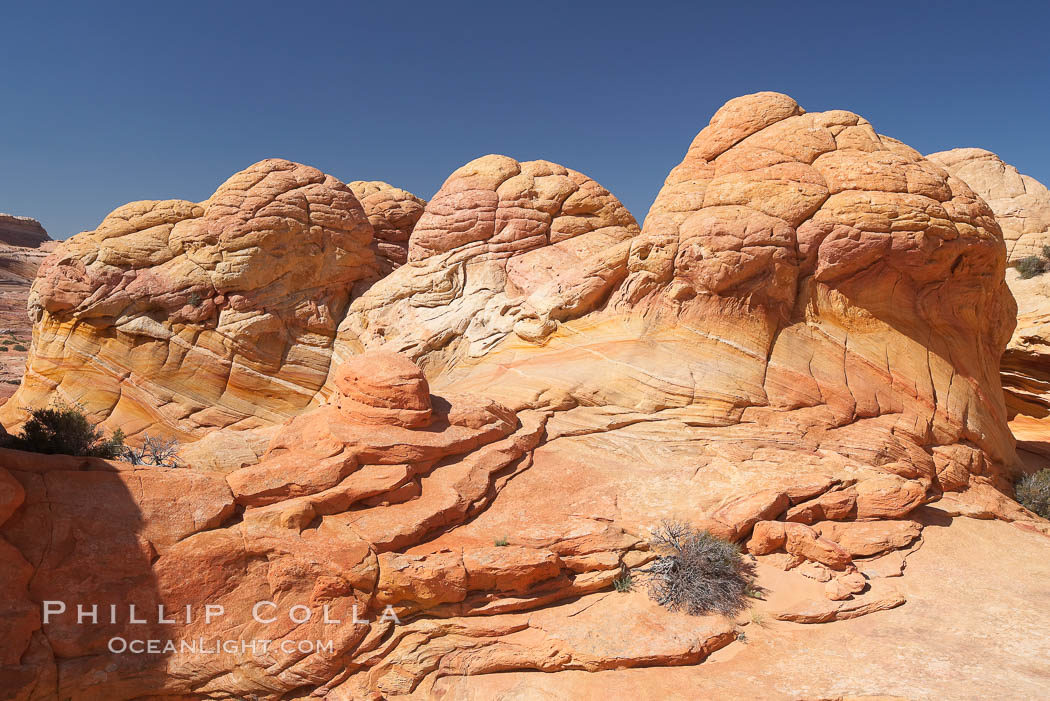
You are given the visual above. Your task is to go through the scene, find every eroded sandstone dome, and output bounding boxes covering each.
[329,155,641,379]
[348,180,426,273]
[0,93,1041,701]
[1,159,378,436]
[353,92,1017,475]
[927,148,1050,262]
[926,147,1050,425]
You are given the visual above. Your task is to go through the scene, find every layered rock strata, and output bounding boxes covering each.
[1,160,380,437]
[0,93,1045,700]
[0,215,53,403]
[927,148,1050,452]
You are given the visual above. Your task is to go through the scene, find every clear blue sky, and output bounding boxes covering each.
[3,1,1048,239]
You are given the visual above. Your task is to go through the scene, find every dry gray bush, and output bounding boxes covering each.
[122,433,181,467]
[1017,469,1050,518]
[639,521,756,616]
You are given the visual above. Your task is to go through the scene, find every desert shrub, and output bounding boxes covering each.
[6,401,125,459]
[1016,469,1050,518]
[1017,256,1047,279]
[122,433,181,467]
[639,521,756,616]
[493,536,509,547]
[612,565,634,593]
[1042,245,1050,261]
[0,346,7,352]
[12,344,26,352]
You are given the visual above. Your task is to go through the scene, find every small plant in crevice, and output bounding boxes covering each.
[1016,468,1050,518]
[4,401,126,459]
[612,565,634,593]
[494,536,509,547]
[639,521,757,616]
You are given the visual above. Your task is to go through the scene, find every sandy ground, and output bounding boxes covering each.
[431,510,1050,701]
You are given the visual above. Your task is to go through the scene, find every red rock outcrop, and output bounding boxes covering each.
[348,180,426,274]
[1,160,378,438]
[0,215,53,404]
[926,148,1050,459]
[1,93,1045,700]
[1,351,682,699]
[0,214,50,250]
[331,155,641,378]
[926,148,1050,263]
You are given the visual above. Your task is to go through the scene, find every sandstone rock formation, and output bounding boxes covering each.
[927,148,1050,263]
[346,92,1019,494]
[1,160,379,437]
[1002,273,1050,425]
[1,93,1047,700]
[348,180,426,274]
[0,214,50,250]
[927,148,1050,451]
[331,155,641,379]
[0,351,676,699]
[0,215,53,404]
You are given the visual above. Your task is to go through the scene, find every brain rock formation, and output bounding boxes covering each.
[1,94,1045,700]
[927,148,1050,426]
[348,180,426,274]
[1,159,384,437]
[927,148,1050,263]
[331,155,641,379]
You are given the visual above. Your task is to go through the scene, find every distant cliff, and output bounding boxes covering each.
[0,213,50,249]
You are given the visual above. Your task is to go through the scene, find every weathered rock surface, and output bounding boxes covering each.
[0,351,662,698]
[330,154,641,380]
[427,514,1050,700]
[926,148,1050,457]
[1,160,378,437]
[348,180,426,274]
[0,215,53,404]
[0,93,1045,700]
[0,214,50,250]
[926,148,1050,263]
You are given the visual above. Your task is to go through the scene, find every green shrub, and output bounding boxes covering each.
[493,536,509,547]
[1017,256,1047,279]
[1042,245,1050,261]
[612,566,634,593]
[640,521,757,616]
[0,347,7,352]
[5,401,126,459]
[12,344,26,352]
[1016,469,1050,518]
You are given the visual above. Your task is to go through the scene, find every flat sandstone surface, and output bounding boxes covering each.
[432,512,1050,700]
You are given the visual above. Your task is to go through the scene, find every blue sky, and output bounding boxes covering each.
[3,1,1048,239]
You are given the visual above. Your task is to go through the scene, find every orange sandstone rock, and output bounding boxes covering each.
[1,160,378,438]
[349,180,426,273]
[0,93,1039,700]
